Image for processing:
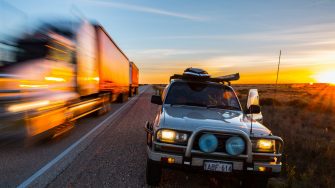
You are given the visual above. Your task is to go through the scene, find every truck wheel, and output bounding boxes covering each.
[135,87,139,95]
[117,93,128,103]
[129,86,133,97]
[242,175,268,188]
[146,158,162,186]
[96,94,111,116]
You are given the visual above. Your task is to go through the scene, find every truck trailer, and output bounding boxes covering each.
[129,61,139,97]
[0,20,139,142]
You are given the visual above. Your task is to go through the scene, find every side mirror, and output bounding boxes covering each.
[246,105,261,114]
[151,95,162,105]
[246,89,261,114]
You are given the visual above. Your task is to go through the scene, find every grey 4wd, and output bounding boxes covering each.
[145,68,284,187]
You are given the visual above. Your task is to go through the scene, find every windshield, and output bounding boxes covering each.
[16,40,48,62]
[165,82,241,110]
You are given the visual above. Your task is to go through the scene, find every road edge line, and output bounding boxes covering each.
[17,86,149,188]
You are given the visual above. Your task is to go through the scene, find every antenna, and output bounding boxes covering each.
[250,107,253,135]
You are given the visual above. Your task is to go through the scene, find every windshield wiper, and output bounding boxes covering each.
[171,102,206,107]
[206,105,240,110]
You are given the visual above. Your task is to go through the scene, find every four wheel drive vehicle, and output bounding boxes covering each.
[145,68,284,187]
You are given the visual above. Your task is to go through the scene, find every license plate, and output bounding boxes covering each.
[204,161,233,172]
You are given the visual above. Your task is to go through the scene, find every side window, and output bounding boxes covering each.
[223,89,239,108]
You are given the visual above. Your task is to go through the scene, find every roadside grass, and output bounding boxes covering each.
[235,83,335,188]
[152,83,335,187]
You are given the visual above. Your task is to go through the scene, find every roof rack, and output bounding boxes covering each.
[169,68,240,86]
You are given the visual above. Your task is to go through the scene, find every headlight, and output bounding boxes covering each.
[156,129,188,144]
[225,136,245,156]
[253,139,275,153]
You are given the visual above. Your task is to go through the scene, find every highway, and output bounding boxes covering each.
[0,86,238,188]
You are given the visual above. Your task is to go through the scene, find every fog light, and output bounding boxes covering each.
[161,157,175,164]
[168,157,175,164]
[258,166,266,172]
[257,166,271,172]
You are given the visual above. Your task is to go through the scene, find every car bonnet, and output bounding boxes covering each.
[161,105,271,136]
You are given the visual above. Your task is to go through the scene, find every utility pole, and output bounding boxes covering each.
[272,50,281,123]
[275,50,282,88]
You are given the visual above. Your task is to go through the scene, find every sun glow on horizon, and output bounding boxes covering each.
[314,71,335,84]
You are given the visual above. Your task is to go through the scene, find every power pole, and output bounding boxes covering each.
[275,50,281,87]
[272,50,281,123]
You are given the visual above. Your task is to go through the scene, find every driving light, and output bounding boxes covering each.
[161,157,175,164]
[253,139,275,152]
[156,130,188,143]
[225,136,245,156]
[199,134,218,153]
[258,166,266,172]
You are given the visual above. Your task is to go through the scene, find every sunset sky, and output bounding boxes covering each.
[1,0,335,84]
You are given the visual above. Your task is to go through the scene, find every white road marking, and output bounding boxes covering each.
[17,86,149,188]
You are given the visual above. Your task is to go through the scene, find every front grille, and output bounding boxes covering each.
[193,133,247,155]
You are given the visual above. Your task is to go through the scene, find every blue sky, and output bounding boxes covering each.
[1,0,335,83]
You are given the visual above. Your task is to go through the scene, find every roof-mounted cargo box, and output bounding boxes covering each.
[183,68,210,78]
[170,67,239,85]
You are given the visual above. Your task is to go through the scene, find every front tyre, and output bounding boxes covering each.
[146,158,162,186]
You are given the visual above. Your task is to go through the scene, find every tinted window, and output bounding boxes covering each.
[165,82,241,110]
[16,40,48,62]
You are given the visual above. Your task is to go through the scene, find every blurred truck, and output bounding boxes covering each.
[0,20,139,142]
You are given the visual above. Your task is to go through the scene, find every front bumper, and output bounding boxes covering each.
[146,126,283,177]
[147,147,281,176]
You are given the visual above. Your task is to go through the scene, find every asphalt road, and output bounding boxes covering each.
[0,86,241,188]
[0,86,147,187]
